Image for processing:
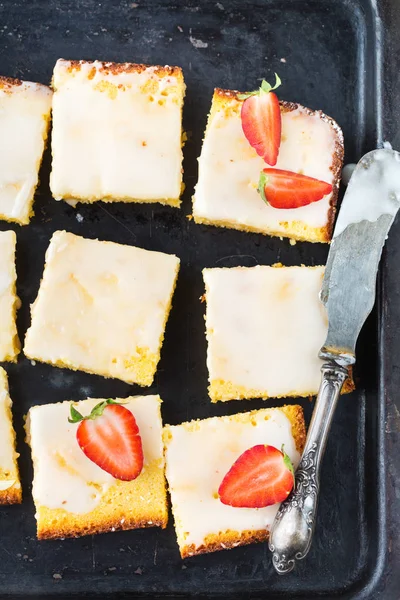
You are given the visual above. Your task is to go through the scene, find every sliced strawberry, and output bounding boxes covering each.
[69,400,143,481]
[218,444,294,508]
[240,75,282,166]
[259,168,333,209]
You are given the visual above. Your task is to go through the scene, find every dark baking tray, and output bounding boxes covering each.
[0,0,397,597]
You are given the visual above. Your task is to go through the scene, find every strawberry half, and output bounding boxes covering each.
[218,444,294,508]
[258,168,333,209]
[239,74,282,166]
[69,400,144,481]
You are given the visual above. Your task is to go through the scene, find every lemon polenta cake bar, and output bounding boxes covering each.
[203,265,353,402]
[26,394,167,539]
[164,405,306,558]
[0,76,52,225]
[50,59,185,207]
[0,231,20,362]
[193,83,344,243]
[24,231,180,385]
[0,367,21,504]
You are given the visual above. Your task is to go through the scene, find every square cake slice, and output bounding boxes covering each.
[0,76,52,224]
[26,394,167,539]
[0,230,20,362]
[0,367,21,504]
[24,231,180,385]
[50,59,185,206]
[164,405,306,558]
[203,265,353,402]
[193,88,344,243]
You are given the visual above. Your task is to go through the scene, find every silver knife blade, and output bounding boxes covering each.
[320,148,400,366]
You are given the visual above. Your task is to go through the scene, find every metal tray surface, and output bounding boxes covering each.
[0,0,396,598]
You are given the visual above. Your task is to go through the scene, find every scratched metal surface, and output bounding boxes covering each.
[0,0,396,598]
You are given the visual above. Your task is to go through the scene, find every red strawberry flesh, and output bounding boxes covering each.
[218,444,294,508]
[76,404,144,481]
[260,168,333,209]
[241,92,282,166]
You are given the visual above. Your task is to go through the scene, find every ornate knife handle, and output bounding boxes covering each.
[269,361,349,574]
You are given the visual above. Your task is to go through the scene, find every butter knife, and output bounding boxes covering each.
[269,148,400,574]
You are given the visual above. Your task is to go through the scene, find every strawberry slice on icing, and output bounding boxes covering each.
[239,75,282,166]
[69,400,144,481]
[258,168,333,209]
[218,444,295,508]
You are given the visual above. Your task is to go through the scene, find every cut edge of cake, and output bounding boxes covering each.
[0,230,21,362]
[0,76,52,225]
[202,264,355,402]
[193,88,344,243]
[163,404,306,558]
[0,367,22,504]
[26,394,168,539]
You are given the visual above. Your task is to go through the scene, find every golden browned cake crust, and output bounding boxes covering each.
[0,367,21,504]
[54,59,183,83]
[36,460,168,539]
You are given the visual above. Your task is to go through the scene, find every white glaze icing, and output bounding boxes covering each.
[28,395,163,514]
[204,266,327,398]
[334,149,400,237]
[0,231,19,361]
[164,408,300,550]
[50,59,185,203]
[0,368,19,484]
[193,93,340,235]
[0,79,52,223]
[24,231,180,384]
[0,480,16,491]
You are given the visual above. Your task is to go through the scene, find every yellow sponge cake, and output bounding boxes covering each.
[164,405,306,558]
[0,230,20,362]
[50,59,185,207]
[0,76,52,225]
[193,88,343,243]
[24,231,180,386]
[26,394,167,539]
[0,367,21,504]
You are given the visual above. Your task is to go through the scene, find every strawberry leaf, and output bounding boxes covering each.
[258,171,269,204]
[260,73,281,95]
[237,73,281,100]
[281,444,295,484]
[68,399,127,424]
[89,401,109,419]
[237,90,258,100]
[68,405,85,424]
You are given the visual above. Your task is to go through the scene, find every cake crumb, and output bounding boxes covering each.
[134,567,143,575]
[52,573,62,580]
[280,57,287,63]
[189,36,208,49]
[289,238,296,246]
[76,213,84,223]
[177,25,183,32]
[30,360,36,366]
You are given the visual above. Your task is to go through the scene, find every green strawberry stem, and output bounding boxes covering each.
[237,73,281,100]
[68,399,126,424]
[281,444,295,484]
[258,171,269,204]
